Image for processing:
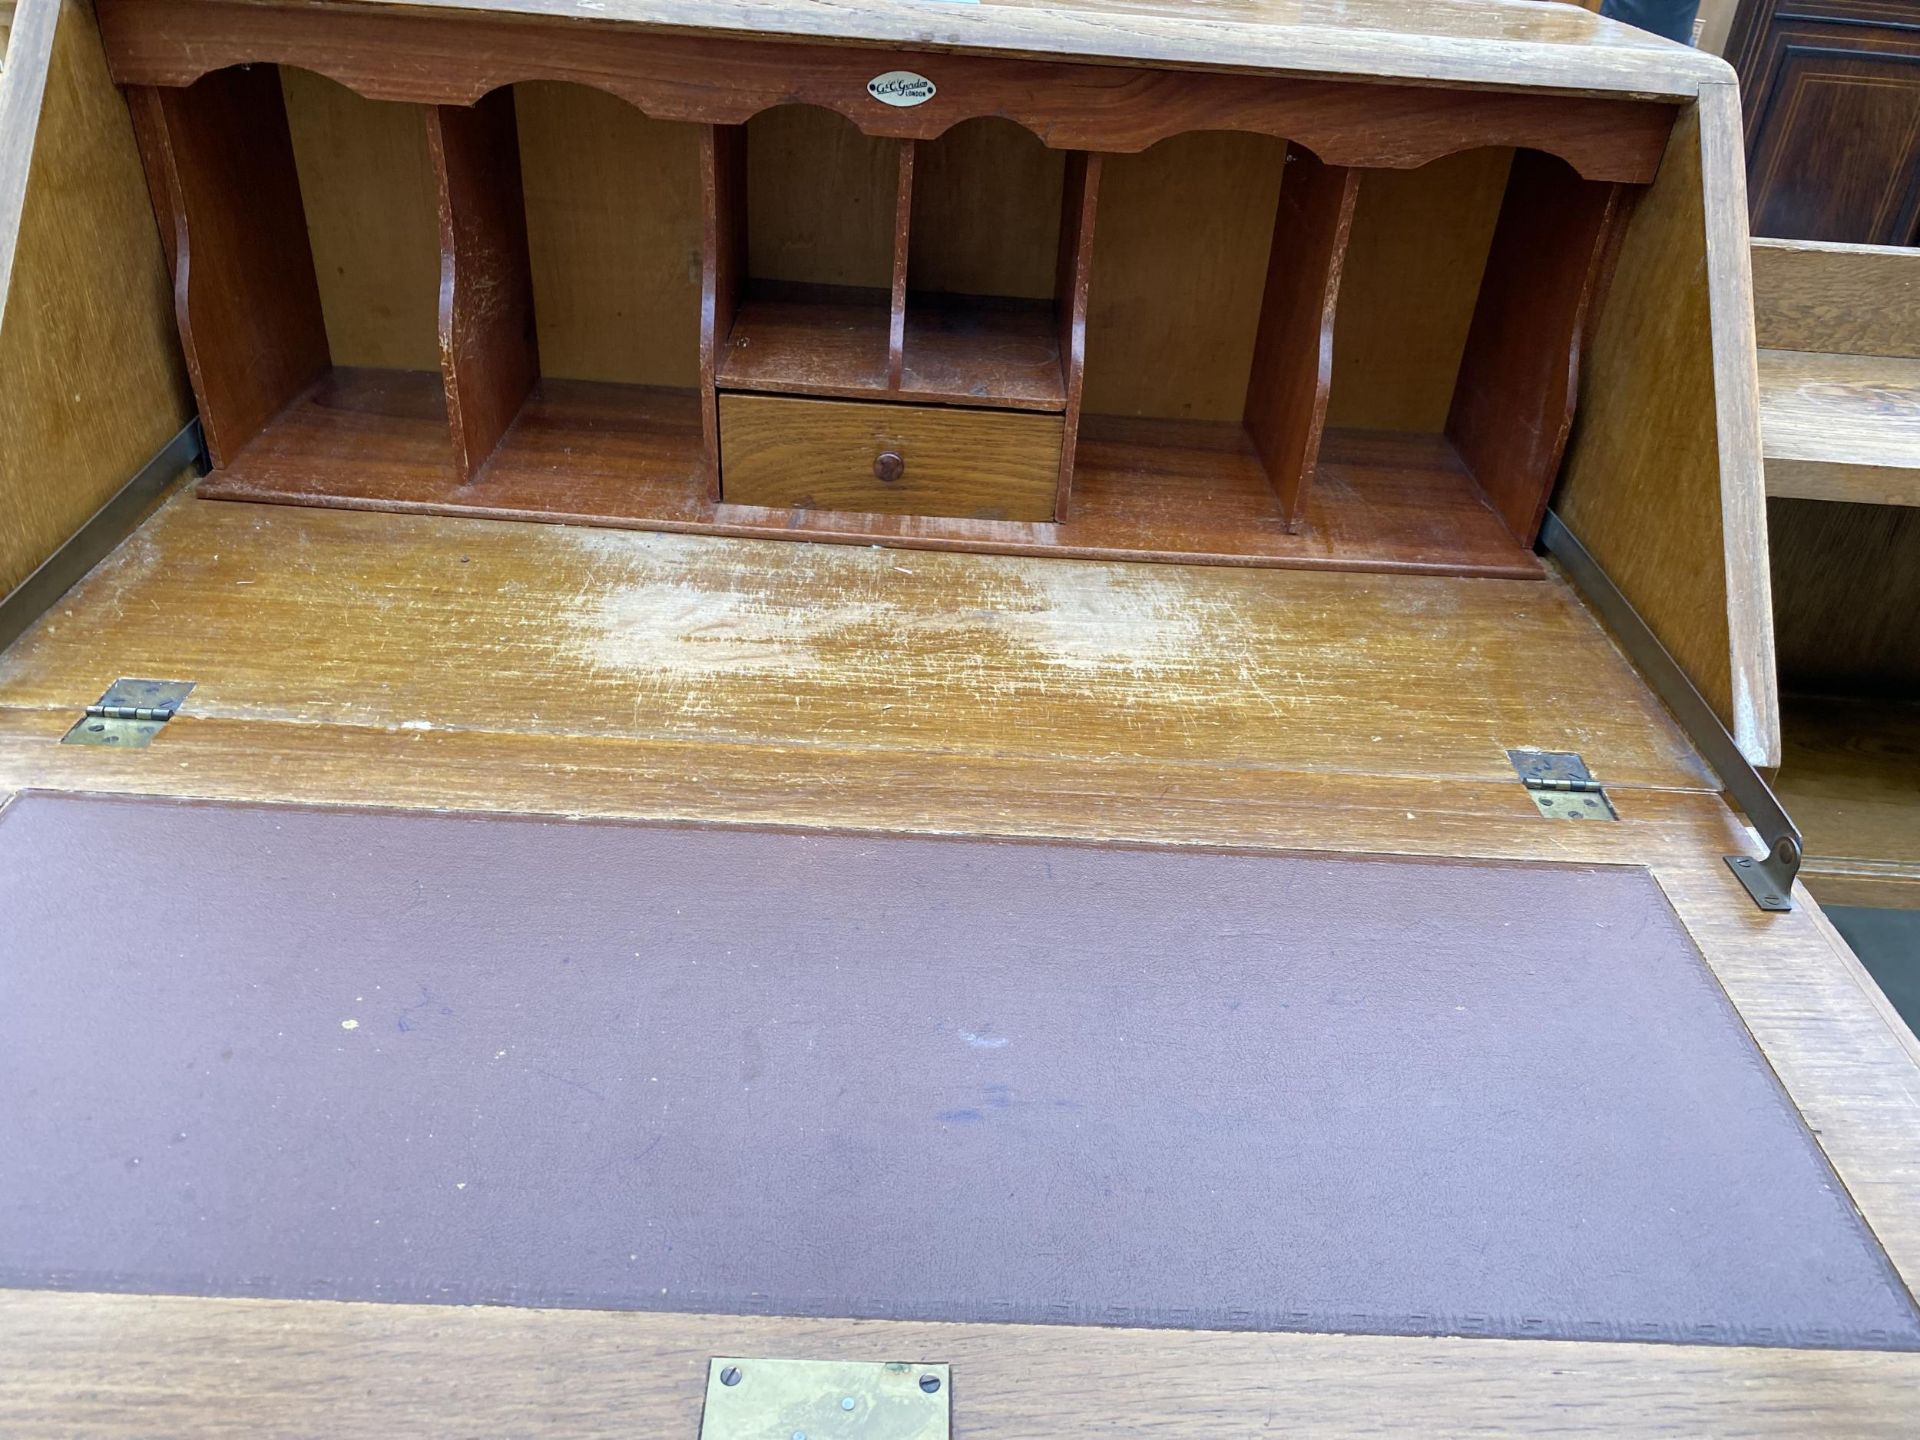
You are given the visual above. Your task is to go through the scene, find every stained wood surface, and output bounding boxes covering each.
[281,68,440,371]
[0,495,1678,784]
[1243,144,1358,533]
[1769,498,1920,695]
[1554,87,1778,768]
[1447,152,1619,543]
[1751,237,1920,359]
[1080,131,1282,423]
[1759,349,1920,506]
[0,0,190,598]
[718,393,1062,520]
[3,497,1919,1427]
[719,289,891,398]
[95,0,1676,180]
[1326,146,1511,432]
[153,92,1518,445]
[429,89,540,479]
[515,86,701,388]
[908,117,1062,302]
[1777,695,1920,910]
[4,1289,1920,1439]
[1079,139,1510,435]
[1749,237,1920,508]
[698,121,744,496]
[130,66,329,469]
[1052,150,1098,514]
[746,106,900,291]
[92,0,1728,99]
[192,375,1537,575]
[721,291,1065,411]
[886,139,912,387]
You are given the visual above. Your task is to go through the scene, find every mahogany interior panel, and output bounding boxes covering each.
[718,288,1066,412]
[1446,150,1624,543]
[129,68,331,466]
[428,90,540,480]
[115,8,1667,577]
[1243,143,1361,533]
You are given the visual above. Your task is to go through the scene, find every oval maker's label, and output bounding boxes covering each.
[867,71,936,108]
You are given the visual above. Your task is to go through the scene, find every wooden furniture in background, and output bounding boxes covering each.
[1754,236,1920,908]
[1727,0,1920,245]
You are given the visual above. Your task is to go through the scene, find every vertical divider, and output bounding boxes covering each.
[428,89,539,484]
[127,70,330,470]
[1447,150,1624,545]
[700,122,747,501]
[1054,151,1103,521]
[1242,143,1360,534]
[887,140,917,392]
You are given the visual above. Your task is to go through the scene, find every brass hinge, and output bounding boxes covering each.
[1508,748,1618,821]
[62,678,195,748]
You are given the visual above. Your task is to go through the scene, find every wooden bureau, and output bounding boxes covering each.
[3,1,1917,1434]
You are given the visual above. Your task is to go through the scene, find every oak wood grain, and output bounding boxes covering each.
[1769,498,1920,695]
[1759,348,1920,507]
[2,1288,1918,1439]
[0,494,1675,785]
[92,0,1728,101]
[95,0,1677,180]
[1751,236,1920,359]
[718,393,1061,520]
[0,0,190,597]
[429,88,540,480]
[1554,87,1779,768]
[719,290,1065,412]
[908,117,1062,303]
[1080,130,1282,423]
[1243,143,1358,533]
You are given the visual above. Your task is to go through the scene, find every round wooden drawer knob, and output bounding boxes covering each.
[874,451,906,483]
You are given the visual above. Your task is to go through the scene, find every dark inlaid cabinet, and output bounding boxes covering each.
[1728,0,1920,244]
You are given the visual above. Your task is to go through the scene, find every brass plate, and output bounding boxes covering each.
[699,1357,949,1440]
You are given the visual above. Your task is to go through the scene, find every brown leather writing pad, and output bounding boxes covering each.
[2,793,1915,1348]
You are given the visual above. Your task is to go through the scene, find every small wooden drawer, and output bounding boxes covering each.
[719,394,1063,522]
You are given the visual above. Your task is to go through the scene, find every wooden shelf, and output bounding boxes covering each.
[719,289,1065,411]
[717,288,891,401]
[204,369,707,519]
[1776,695,1920,910]
[899,295,1064,411]
[201,393,1535,578]
[124,37,1628,579]
[1759,348,1920,507]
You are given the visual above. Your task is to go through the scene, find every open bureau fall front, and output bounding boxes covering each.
[8,1,1914,1433]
